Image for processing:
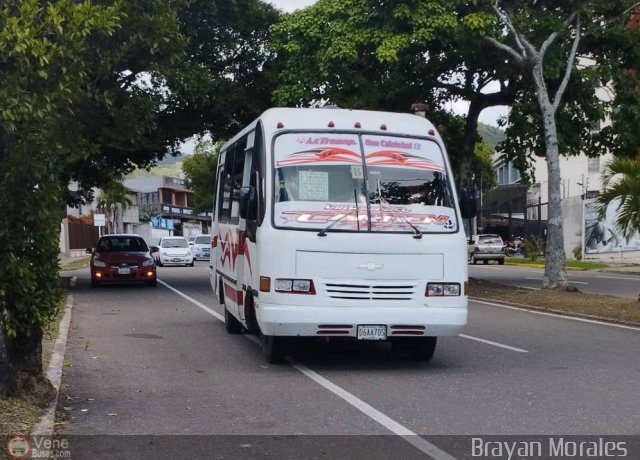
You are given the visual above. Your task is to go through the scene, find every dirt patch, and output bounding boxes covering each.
[469,278,640,326]
[0,294,66,441]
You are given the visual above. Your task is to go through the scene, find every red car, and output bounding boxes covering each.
[87,234,158,287]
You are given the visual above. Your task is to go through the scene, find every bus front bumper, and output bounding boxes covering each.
[255,305,467,337]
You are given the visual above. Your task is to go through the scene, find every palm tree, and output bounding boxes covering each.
[96,181,133,234]
[596,156,640,242]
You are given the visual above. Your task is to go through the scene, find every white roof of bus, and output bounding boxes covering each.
[220,108,441,152]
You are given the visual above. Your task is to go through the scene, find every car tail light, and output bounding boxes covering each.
[211,236,218,248]
[426,283,461,296]
[275,279,316,295]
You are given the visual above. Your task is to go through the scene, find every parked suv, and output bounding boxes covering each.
[468,234,505,265]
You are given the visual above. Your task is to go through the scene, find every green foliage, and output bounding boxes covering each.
[96,180,133,234]
[270,0,459,110]
[596,156,640,241]
[462,0,640,174]
[182,140,221,213]
[0,0,119,368]
[0,0,282,384]
[522,236,545,261]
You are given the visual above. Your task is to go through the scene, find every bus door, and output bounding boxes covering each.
[235,131,258,322]
[210,164,225,298]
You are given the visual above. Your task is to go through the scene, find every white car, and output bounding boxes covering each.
[191,235,211,261]
[155,236,194,267]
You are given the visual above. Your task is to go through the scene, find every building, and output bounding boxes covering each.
[123,176,211,241]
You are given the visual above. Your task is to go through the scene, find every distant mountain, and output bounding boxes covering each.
[127,160,183,179]
[156,153,183,166]
[478,123,506,150]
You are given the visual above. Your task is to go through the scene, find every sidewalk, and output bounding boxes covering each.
[598,265,640,275]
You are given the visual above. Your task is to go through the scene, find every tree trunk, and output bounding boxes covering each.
[532,64,568,289]
[0,310,17,397]
[461,99,483,186]
[7,322,44,375]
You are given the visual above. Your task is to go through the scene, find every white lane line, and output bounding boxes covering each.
[595,275,640,281]
[158,279,224,321]
[525,277,588,285]
[459,334,528,353]
[291,361,456,460]
[472,299,640,332]
[161,280,455,460]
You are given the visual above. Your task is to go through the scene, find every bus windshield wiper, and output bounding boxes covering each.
[399,218,422,239]
[317,212,352,237]
[318,189,361,237]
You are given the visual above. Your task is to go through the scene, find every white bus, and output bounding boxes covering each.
[210,108,468,363]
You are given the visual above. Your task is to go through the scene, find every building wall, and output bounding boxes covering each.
[561,196,584,259]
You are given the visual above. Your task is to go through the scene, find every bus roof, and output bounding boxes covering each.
[220,107,441,152]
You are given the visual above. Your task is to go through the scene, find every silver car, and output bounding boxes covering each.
[468,234,505,265]
[191,235,211,261]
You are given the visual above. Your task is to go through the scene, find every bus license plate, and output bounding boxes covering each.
[357,325,387,341]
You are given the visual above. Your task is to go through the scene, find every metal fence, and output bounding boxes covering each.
[68,221,99,250]
[478,186,548,240]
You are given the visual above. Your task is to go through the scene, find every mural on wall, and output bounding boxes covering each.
[584,200,640,254]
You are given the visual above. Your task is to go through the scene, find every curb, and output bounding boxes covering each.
[470,295,640,328]
[31,277,76,437]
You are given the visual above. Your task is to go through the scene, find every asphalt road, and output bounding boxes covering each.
[57,263,640,459]
[469,263,640,299]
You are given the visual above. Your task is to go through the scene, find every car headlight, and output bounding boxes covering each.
[142,257,155,267]
[93,259,107,268]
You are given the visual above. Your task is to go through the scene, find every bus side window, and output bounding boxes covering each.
[219,149,234,223]
[229,137,247,224]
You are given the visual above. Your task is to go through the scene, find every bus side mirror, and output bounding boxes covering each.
[239,186,257,220]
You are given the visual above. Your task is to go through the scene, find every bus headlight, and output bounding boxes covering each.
[426,283,461,296]
[275,279,316,294]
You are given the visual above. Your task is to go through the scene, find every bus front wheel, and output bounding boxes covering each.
[262,335,286,364]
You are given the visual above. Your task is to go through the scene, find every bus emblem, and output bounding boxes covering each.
[358,262,384,271]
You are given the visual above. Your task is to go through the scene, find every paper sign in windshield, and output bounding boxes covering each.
[299,170,329,201]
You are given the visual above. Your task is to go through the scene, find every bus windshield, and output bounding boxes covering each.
[273,132,457,233]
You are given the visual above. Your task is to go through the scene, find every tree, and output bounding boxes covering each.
[96,181,133,234]
[596,156,640,241]
[182,140,221,214]
[462,0,640,288]
[0,0,121,395]
[269,0,521,187]
[0,0,282,397]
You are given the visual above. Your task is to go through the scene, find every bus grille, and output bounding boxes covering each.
[324,283,416,300]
